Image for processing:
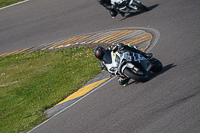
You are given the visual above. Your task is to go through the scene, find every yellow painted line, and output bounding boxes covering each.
[0,47,33,57]
[140,48,147,52]
[93,30,134,43]
[49,35,91,49]
[104,30,134,42]
[123,33,152,45]
[55,77,110,106]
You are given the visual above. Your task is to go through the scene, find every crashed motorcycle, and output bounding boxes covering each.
[111,0,148,14]
[101,47,162,82]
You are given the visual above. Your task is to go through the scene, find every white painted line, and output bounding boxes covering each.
[27,76,116,133]
[0,0,30,11]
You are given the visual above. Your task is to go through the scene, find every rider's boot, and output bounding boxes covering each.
[118,76,130,86]
[123,82,128,87]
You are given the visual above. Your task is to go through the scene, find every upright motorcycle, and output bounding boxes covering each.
[101,47,162,82]
[111,0,148,14]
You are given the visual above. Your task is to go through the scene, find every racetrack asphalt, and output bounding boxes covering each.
[1,0,200,132]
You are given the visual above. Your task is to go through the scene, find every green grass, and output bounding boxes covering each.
[0,47,102,133]
[0,0,24,8]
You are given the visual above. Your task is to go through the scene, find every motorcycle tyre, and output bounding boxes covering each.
[131,2,149,11]
[123,68,148,82]
[150,58,163,73]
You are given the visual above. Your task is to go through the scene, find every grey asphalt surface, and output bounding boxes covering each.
[1,0,200,132]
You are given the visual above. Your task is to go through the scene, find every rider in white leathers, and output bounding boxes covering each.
[94,43,152,86]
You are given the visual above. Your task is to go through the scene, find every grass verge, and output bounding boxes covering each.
[0,47,102,132]
[0,0,24,8]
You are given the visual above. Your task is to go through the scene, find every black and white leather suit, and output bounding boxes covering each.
[100,43,152,85]
[97,0,118,17]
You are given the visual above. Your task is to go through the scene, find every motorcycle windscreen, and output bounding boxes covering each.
[103,50,112,64]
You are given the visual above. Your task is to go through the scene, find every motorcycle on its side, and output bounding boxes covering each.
[111,0,149,14]
[101,47,162,82]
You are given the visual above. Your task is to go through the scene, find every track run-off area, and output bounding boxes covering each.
[1,0,200,132]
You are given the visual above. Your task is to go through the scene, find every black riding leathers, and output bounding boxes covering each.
[98,0,118,17]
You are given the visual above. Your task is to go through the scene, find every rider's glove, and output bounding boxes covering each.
[114,2,120,7]
[117,43,125,51]
[112,45,118,52]
[106,5,116,10]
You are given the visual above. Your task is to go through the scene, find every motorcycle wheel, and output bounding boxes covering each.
[150,58,163,73]
[123,68,149,82]
[131,2,149,11]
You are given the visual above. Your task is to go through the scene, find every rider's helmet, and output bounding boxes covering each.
[94,46,106,60]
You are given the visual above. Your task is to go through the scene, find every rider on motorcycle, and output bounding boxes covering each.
[98,0,125,18]
[94,43,153,86]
